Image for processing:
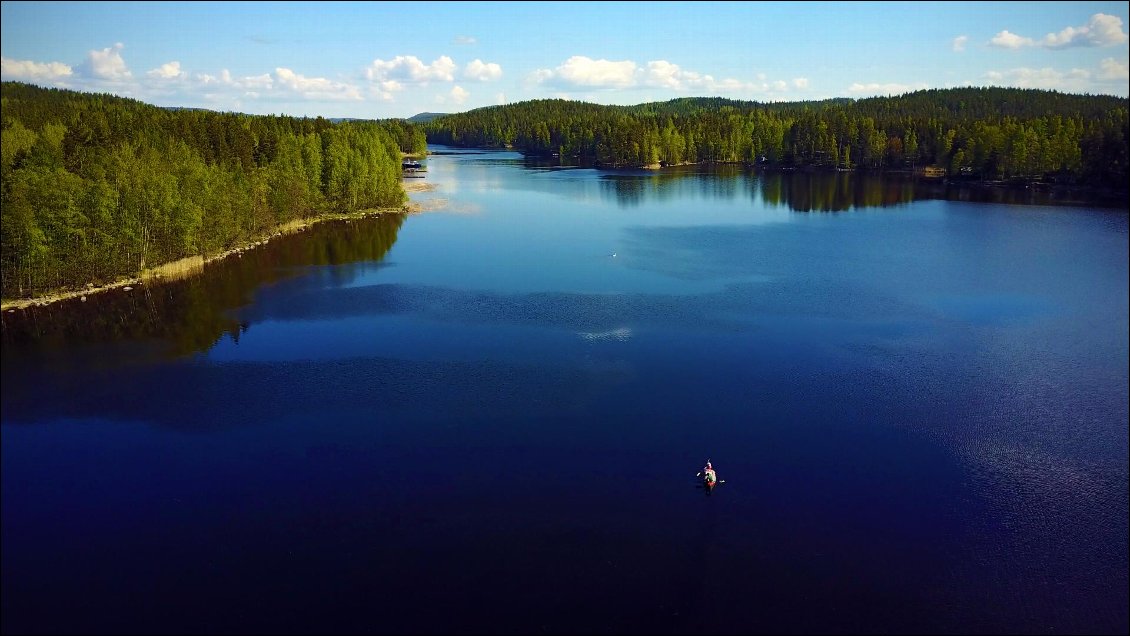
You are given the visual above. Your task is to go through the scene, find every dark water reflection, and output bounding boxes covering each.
[591,165,1128,212]
[1,214,404,362]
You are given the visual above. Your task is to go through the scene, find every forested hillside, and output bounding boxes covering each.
[425,88,1128,187]
[1,82,425,300]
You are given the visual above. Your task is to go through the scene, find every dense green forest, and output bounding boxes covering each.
[1,82,425,301]
[424,88,1128,188]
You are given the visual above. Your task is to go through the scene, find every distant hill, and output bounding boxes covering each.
[407,112,448,123]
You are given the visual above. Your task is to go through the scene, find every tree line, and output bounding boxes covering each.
[1,81,425,300]
[424,88,1128,187]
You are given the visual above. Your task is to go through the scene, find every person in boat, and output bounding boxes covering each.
[697,460,717,485]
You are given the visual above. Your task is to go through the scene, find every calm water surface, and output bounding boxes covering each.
[2,148,1127,634]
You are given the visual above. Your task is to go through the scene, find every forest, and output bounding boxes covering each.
[1,82,425,301]
[424,88,1128,188]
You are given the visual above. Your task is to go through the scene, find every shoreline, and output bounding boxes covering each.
[454,146,1129,200]
[4,178,442,312]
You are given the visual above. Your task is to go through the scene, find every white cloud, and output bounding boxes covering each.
[463,59,502,81]
[846,82,930,96]
[495,91,507,104]
[365,55,456,84]
[1098,58,1129,81]
[193,69,273,92]
[274,68,362,101]
[1041,26,1088,49]
[450,85,469,104]
[952,35,968,52]
[716,78,751,92]
[453,35,477,45]
[1086,13,1130,45]
[84,42,132,80]
[990,13,1128,49]
[242,73,274,90]
[642,60,688,89]
[361,77,406,101]
[980,66,1092,92]
[147,61,185,80]
[530,68,554,84]
[534,56,760,94]
[557,56,637,88]
[990,30,1034,49]
[535,55,638,89]
[741,77,804,96]
[641,60,750,92]
[368,85,396,102]
[1043,13,1128,48]
[0,56,72,81]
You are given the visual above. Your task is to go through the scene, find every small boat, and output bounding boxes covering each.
[697,460,723,495]
[702,468,718,491]
[402,160,422,171]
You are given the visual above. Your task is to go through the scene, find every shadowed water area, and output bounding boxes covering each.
[2,147,1127,634]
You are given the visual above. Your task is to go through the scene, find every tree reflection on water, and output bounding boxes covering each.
[1,214,406,361]
[598,167,1121,212]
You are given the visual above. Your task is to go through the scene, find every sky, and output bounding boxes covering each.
[1,1,1127,119]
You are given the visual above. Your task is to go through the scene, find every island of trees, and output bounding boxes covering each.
[1,81,425,302]
[423,88,1128,190]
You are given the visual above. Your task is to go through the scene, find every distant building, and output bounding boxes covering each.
[920,165,947,178]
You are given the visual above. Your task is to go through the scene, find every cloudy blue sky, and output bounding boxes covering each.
[2,1,1127,119]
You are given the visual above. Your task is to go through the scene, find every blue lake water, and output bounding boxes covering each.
[2,147,1127,634]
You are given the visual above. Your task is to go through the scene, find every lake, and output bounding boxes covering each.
[2,147,1127,634]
